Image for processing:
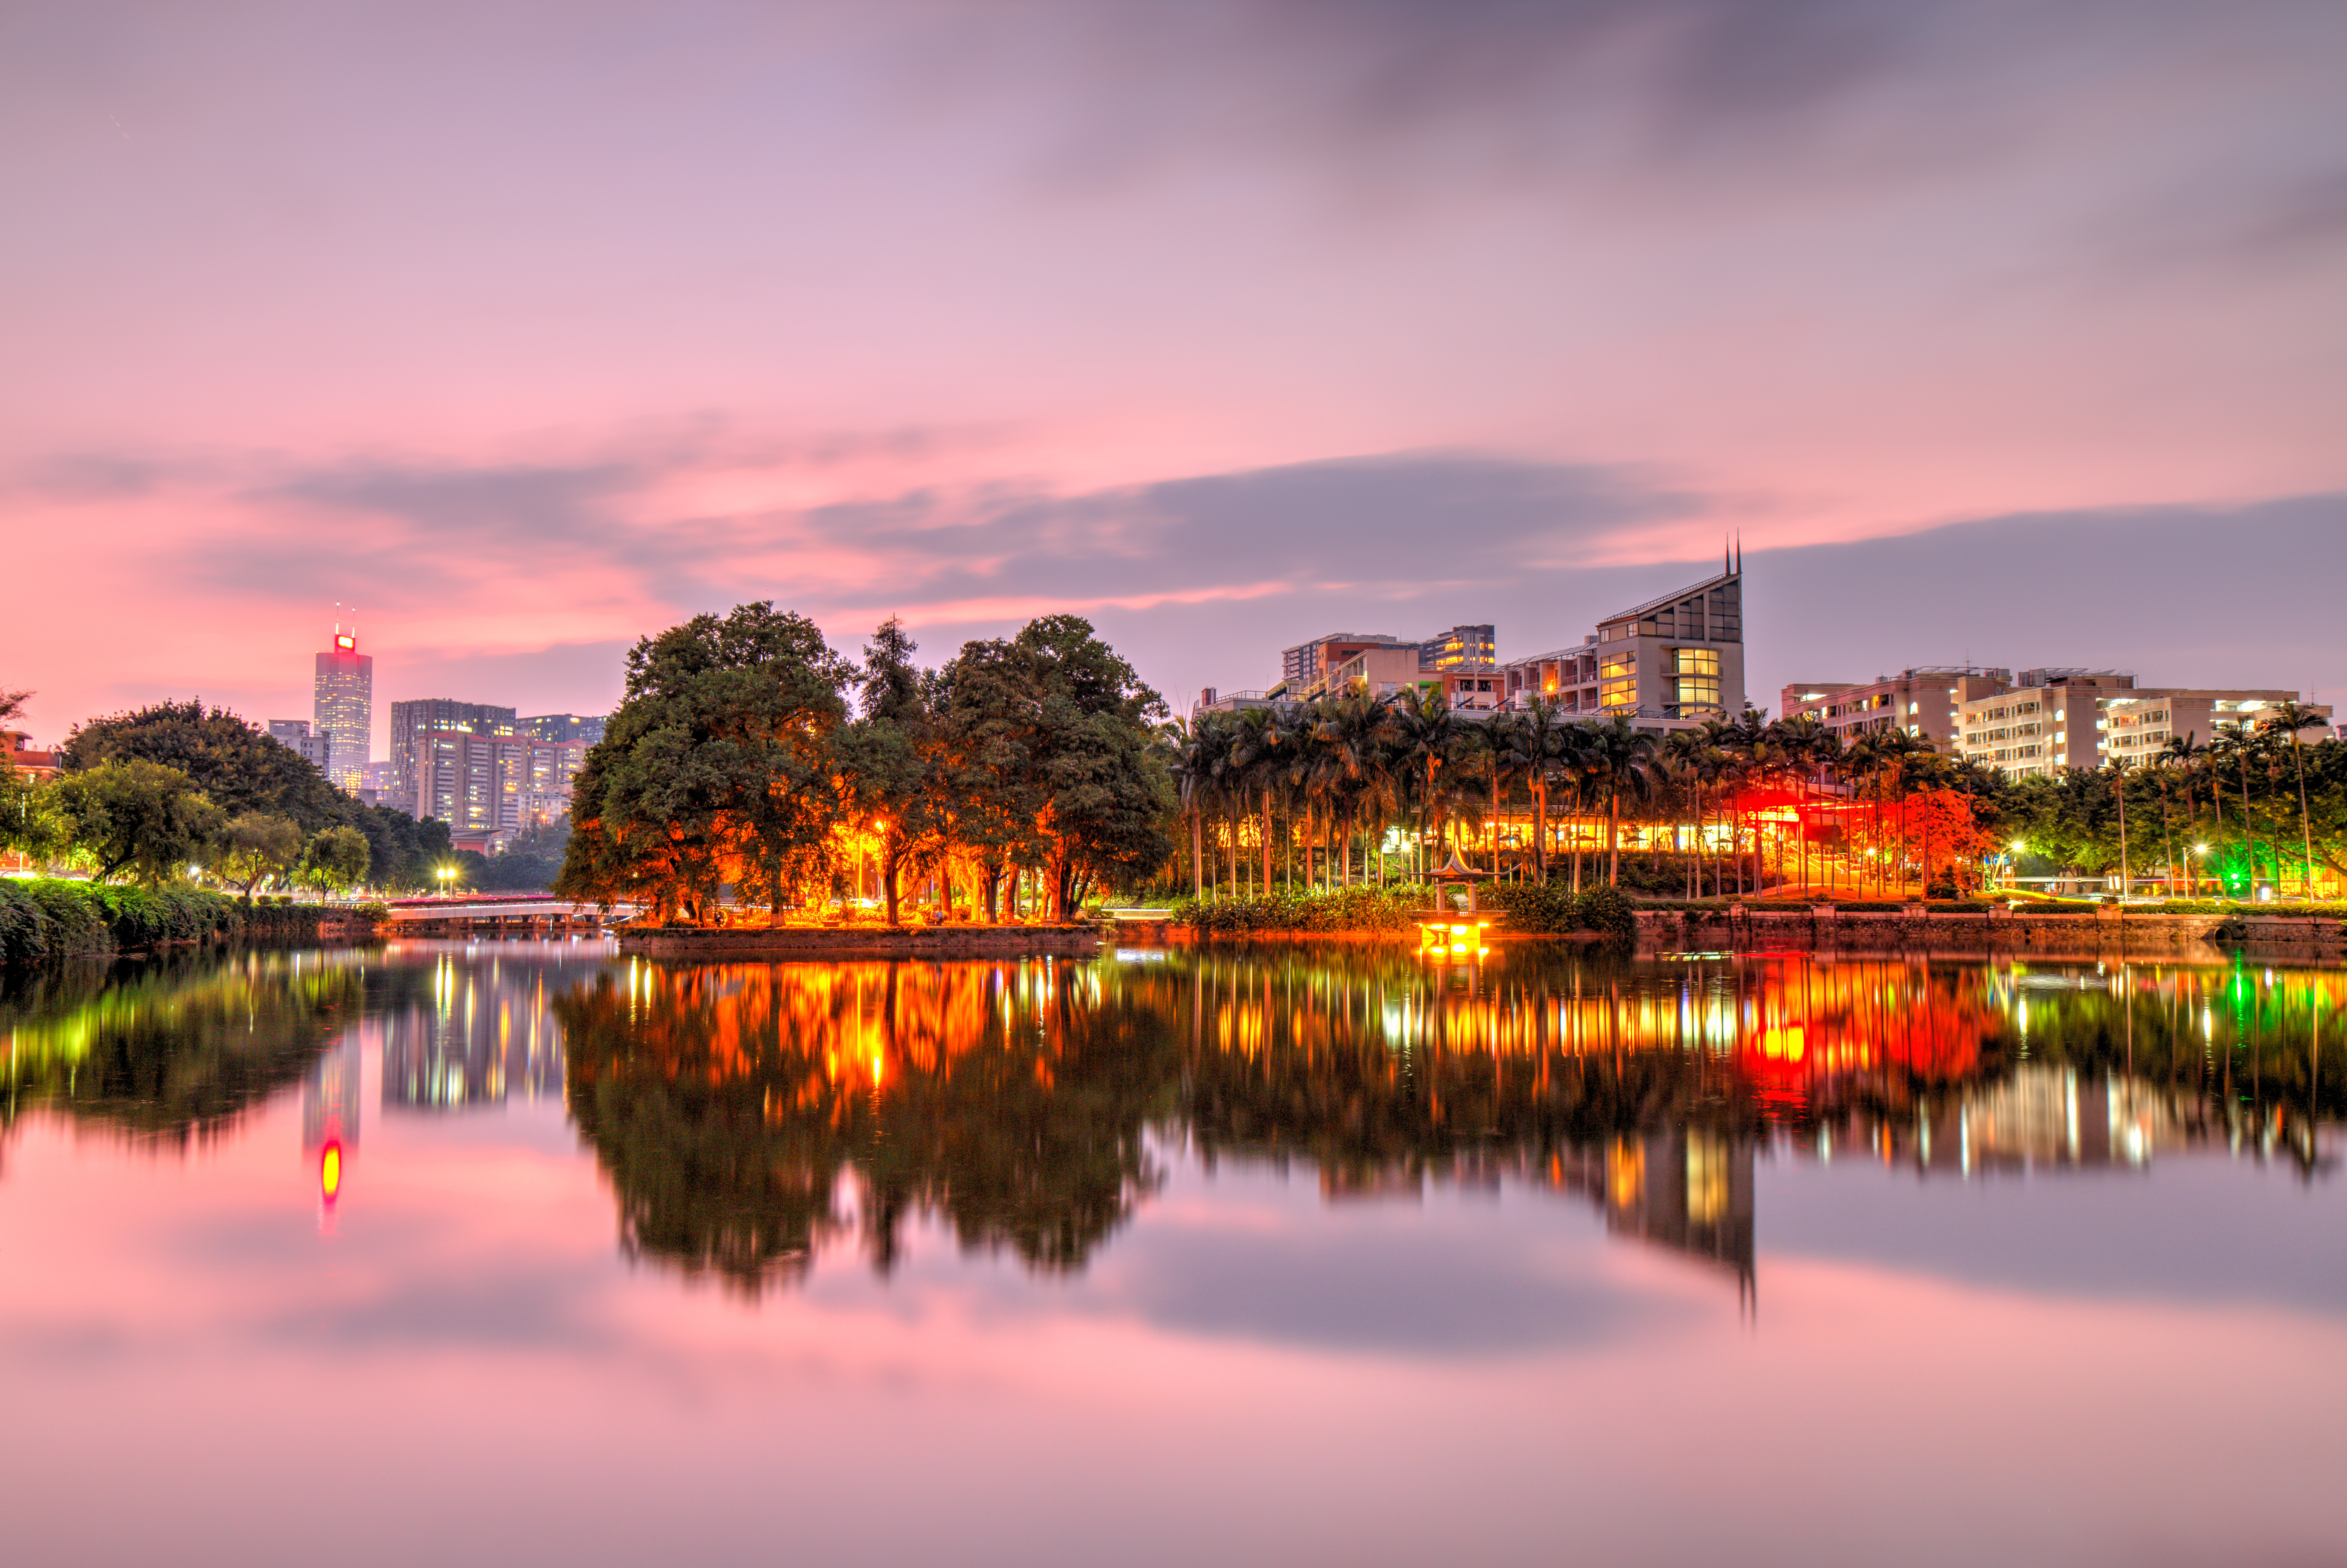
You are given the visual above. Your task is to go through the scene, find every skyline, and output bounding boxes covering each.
[5,2,2343,745]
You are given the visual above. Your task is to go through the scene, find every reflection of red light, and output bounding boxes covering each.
[320,1142,342,1201]
[1760,1026,1805,1062]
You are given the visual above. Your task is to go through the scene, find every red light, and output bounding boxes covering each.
[335,635,355,650]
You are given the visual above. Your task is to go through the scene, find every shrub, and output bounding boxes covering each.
[23,880,111,957]
[1574,885,1636,946]
[0,881,44,965]
[1483,880,1578,934]
[1170,884,1434,934]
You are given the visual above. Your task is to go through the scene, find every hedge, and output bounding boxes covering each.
[1169,884,1436,935]
[0,879,388,965]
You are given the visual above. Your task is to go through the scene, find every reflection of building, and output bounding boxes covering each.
[382,959,566,1111]
[302,1033,364,1151]
[302,1032,363,1208]
[1926,1065,2178,1173]
[1542,1131,1755,1292]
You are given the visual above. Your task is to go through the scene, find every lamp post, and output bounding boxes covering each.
[436,865,456,899]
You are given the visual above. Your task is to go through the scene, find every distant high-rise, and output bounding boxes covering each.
[388,699,518,825]
[519,712,608,747]
[312,631,373,791]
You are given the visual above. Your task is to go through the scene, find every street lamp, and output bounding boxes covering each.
[435,865,457,898]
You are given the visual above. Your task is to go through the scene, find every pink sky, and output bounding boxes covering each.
[3,2,2344,747]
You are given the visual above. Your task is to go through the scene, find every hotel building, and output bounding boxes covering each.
[311,630,373,791]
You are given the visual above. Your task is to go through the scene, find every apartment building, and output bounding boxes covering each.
[1277,623,1499,704]
[388,700,518,822]
[521,738,588,824]
[1781,667,2012,751]
[1953,671,2327,778]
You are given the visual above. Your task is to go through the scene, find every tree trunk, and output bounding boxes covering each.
[1607,790,1620,888]
[1533,779,1548,885]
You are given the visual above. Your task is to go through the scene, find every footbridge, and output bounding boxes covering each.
[382,898,628,939]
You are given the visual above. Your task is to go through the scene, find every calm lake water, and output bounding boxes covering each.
[3,940,2341,1568]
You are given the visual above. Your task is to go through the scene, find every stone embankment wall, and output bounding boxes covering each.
[1634,905,2345,958]
[619,925,1103,959]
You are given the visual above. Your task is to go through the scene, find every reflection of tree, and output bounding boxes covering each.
[0,955,363,1146]
[1167,951,1775,1190]
[553,947,2346,1297]
[556,962,1178,1297]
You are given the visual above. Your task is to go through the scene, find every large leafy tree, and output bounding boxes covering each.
[298,824,373,898]
[558,602,852,920]
[53,759,226,885]
[214,813,305,897]
[62,700,353,832]
[830,618,950,925]
[935,615,1173,920]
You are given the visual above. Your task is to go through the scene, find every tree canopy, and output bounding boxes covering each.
[557,605,1174,923]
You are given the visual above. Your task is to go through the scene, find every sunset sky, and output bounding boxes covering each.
[4,0,2343,749]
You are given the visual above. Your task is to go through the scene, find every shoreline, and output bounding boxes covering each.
[617,924,1103,959]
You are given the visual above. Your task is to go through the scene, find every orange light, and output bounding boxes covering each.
[320,1142,343,1201]
[1760,1026,1806,1062]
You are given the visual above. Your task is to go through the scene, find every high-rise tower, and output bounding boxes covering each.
[312,630,374,792]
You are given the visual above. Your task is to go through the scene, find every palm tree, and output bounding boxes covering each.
[1164,716,1210,900]
[1478,711,1523,877]
[2213,720,2262,895]
[1582,715,1660,888]
[1233,702,1302,896]
[2163,733,2210,893]
[2149,737,2182,896]
[1314,691,1391,886]
[1505,696,1569,884]
[2260,701,2327,897]
[1383,686,1467,882]
[1661,728,1711,899]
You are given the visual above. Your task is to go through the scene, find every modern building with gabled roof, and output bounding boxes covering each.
[1499,556,1748,731]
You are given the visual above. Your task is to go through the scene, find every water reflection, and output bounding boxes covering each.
[3,945,2336,1299]
[0,952,363,1150]
[379,948,571,1111]
[555,961,1172,1296]
[556,949,2342,1299]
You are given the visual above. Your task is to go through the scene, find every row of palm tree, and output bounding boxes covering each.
[1163,691,1976,900]
[2145,701,2331,896]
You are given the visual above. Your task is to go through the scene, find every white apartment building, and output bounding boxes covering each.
[1957,671,2326,778]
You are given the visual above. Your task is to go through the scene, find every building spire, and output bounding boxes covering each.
[1734,534,1741,574]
